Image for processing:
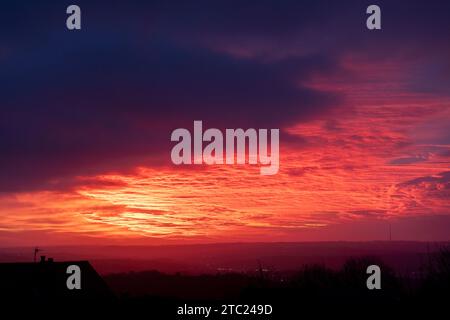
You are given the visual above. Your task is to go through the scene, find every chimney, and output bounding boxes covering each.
[40,255,46,263]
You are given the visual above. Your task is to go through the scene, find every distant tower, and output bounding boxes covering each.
[33,247,42,263]
[389,223,392,241]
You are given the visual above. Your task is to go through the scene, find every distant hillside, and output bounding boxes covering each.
[1,241,448,275]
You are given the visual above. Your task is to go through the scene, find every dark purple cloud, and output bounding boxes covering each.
[400,171,450,188]
[1,0,449,191]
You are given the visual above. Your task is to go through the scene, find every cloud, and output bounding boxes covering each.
[0,0,449,248]
[399,171,450,188]
[389,155,429,165]
[0,2,350,191]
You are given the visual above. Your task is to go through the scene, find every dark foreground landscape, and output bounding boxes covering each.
[0,242,449,318]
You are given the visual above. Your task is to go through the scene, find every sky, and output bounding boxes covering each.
[0,0,449,246]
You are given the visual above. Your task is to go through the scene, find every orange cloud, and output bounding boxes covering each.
[1,57,449,244]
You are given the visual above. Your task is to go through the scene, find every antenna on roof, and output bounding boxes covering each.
[34,247,42,263]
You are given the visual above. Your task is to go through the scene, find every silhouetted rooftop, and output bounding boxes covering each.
[0,257,114,302]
